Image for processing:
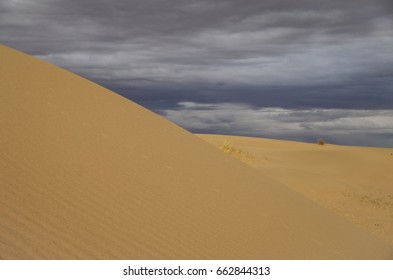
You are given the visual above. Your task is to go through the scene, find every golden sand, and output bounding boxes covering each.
[1,45,392,259]
[198,134,393,246]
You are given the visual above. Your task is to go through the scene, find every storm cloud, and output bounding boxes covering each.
[1,0,392,146]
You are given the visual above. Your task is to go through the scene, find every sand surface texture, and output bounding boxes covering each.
[1,45,392,259]
[198,134,393,246]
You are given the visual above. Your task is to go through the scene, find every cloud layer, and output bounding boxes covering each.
[163,103,393,147]
[1,0,392,146]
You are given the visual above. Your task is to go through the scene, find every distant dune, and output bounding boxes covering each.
[198,134,393,246]
[1,45,392,259]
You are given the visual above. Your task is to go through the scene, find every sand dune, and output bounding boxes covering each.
[1,45,392,259]
[198,134,393,246]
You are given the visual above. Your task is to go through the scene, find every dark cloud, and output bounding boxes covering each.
[117,82,393,113]
[1,0,392,146]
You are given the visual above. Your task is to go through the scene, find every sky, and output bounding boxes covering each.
[1,0,393,147]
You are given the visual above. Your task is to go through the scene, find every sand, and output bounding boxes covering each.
[1,44,392,259]
[197,134,393,246]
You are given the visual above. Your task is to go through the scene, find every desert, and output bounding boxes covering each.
[1,44,392,259]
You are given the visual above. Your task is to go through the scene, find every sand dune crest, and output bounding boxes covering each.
[1,45,392,259]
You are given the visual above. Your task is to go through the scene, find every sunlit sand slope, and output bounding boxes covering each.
[1,45,392,259]
[198,134,393,246]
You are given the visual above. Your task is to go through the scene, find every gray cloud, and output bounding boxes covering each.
[162,102,393,147]
[1,0,392,146]
[2,0,392,87]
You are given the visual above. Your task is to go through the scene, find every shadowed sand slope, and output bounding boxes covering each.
[1,45,392,259]
[197,134,393,246]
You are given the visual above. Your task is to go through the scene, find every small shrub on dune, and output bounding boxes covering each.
[220,140,235,153]
[219,140,255,164]
[317,139,326,146]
